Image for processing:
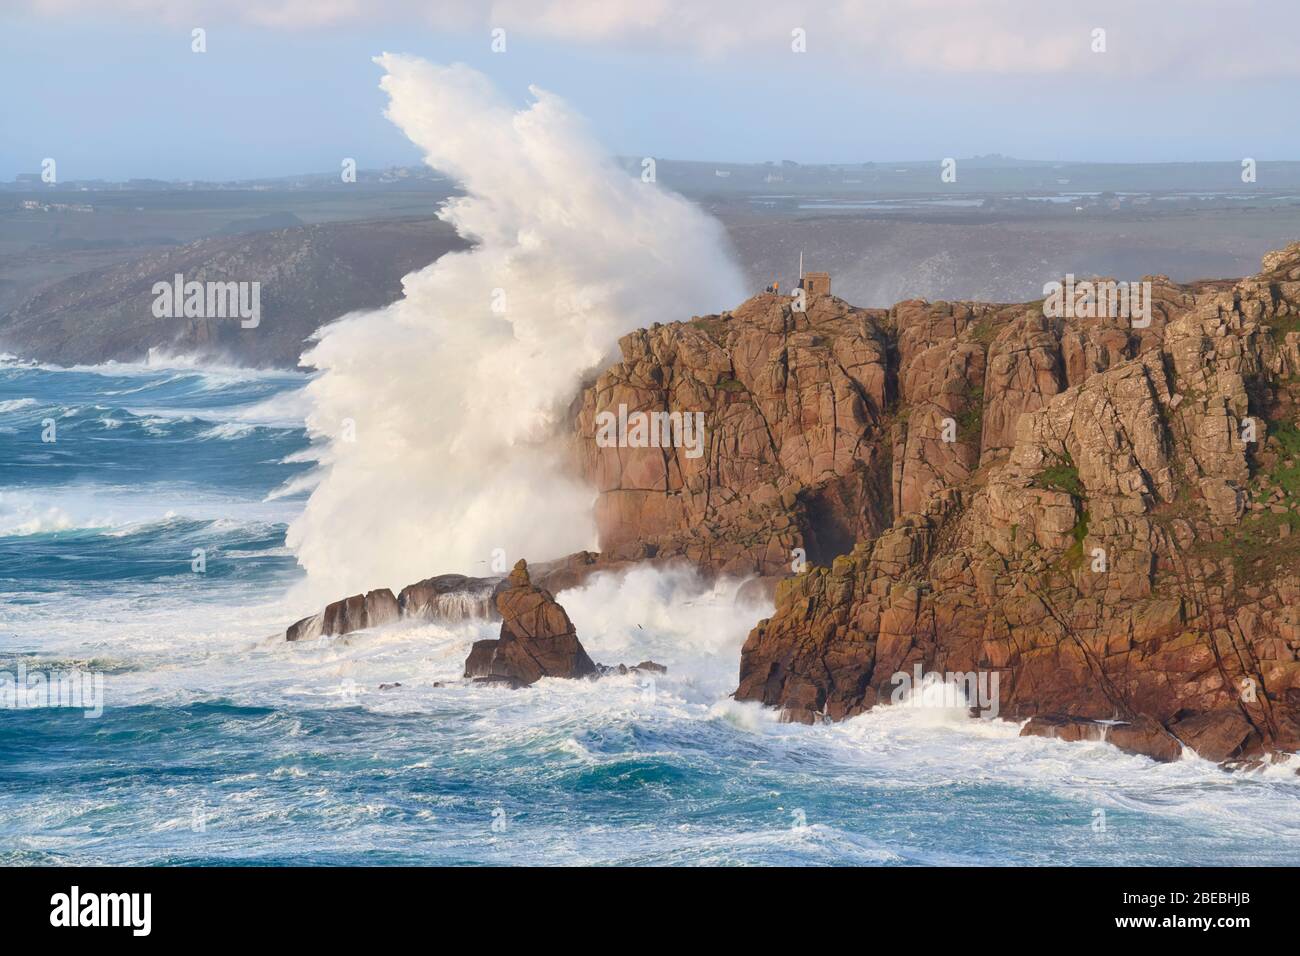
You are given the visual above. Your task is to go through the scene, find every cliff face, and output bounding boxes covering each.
[576,294,896,581]
[577,242,1300,764]
[281,241,1300,763]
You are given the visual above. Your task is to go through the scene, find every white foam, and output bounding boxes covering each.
[0,500,77,536]
[0,350,303,383]
[0,486,302,536]
[196,422,258,440]
[287,57,746,601]
[7,559,1299,855]
[555,564,772,704]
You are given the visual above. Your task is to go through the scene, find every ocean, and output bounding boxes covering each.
[3,354,1300,866]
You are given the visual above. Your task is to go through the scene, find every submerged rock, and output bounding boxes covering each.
[597,660,669,677]
[1020,715,1183,763]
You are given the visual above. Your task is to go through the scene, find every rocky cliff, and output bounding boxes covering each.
[283,241,1300,764]
[576,292,895,584]
[577,241,1300,765]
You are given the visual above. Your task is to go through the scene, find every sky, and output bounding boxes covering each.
[2,0,1298,181]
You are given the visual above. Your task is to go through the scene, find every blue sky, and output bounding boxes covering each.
[3,2,1298,181]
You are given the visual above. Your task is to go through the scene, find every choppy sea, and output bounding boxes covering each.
[3,354,1299,865]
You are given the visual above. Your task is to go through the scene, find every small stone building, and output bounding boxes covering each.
[800,271,831,295]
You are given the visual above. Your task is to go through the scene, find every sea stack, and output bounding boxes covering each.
[463,559,597,686]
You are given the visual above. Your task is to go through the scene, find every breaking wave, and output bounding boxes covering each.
[287,56,746,600]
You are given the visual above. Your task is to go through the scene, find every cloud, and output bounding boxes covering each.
[23,0,1300,77]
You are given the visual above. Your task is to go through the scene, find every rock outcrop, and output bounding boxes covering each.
[1020,715,1183,763]
[282,555,619,642]
[286,588,399,641]
[397,573,499,622]
[463,560,597,686]
[729,241,1300,764]
[575,293,895,584]
[281,240,1300,765]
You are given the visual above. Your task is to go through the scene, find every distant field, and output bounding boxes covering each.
[714,201,1300,306]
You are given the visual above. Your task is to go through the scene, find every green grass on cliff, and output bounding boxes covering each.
[1196,512,1300,586]
[1027,451,1090,568]
[968,315,1001,346]
[1266,311,1300,339]
[1192,410,1300,582]
[1262,418,1300,498]
[689,316,729,343]
[1247,416,1300,519]
[1032,452,1084,498]
[1064,509,1091,568]
[957,386,984,445]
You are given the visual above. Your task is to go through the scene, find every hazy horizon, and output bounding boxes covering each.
[5,1,1300,181]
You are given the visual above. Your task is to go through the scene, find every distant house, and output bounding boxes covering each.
[800,271,831,296]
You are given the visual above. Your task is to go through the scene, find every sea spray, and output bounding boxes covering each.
[287,56,745,599]
[889,664,1001,719]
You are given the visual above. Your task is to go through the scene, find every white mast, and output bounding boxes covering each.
[798,250,804,284]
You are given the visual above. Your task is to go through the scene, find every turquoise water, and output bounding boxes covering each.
[3,354,1300,866]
